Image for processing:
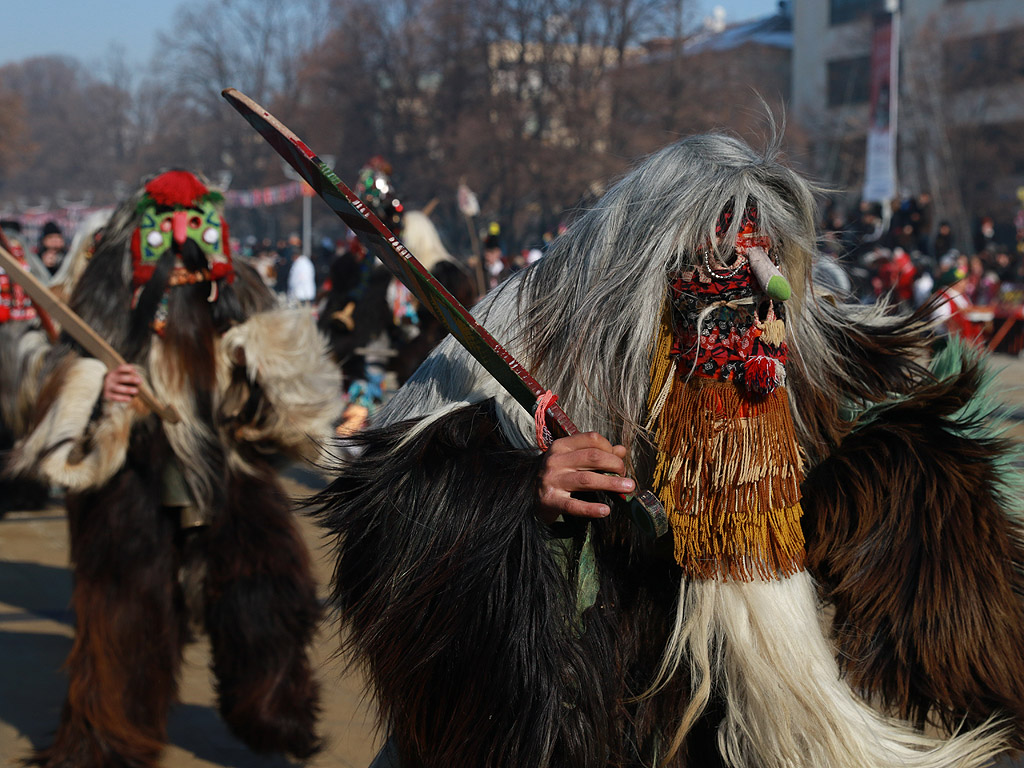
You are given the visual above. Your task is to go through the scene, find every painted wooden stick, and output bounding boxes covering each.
[222,86,668,538]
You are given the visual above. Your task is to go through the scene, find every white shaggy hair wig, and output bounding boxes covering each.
[379,131,923,461]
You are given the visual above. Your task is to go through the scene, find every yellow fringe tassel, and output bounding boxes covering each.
[646,312,805,581]
[647,307,677,412]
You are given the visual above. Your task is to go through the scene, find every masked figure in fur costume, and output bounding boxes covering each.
[318,134,1024,768]
[320,157,478,435]
[9,170,341,768]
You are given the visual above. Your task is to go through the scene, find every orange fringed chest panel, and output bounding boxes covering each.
[647,310,805,581]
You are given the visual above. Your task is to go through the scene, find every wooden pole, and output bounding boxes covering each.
[464,214,486,296]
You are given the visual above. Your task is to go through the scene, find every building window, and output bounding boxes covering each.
[944,29,1024,91]
[827,56,871,107]
[829,0,885,26]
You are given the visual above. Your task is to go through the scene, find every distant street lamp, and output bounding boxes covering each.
[282,156,334,260]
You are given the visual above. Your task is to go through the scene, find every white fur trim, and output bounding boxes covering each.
[9,357,138,490]
[401,210,454,270]
[652,572,1008,768]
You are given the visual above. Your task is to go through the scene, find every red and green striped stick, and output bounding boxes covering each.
[222,88,666,538]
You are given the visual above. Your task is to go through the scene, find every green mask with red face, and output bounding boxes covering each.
[130,170,233,288]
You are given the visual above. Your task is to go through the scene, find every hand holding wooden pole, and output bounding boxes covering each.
[0,242,179,423]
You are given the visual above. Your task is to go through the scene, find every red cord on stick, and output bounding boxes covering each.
[534,390,558,451]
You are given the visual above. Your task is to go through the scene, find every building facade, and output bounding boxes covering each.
[792,0,1024,235]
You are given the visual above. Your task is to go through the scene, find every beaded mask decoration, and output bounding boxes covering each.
[357,156,404,232]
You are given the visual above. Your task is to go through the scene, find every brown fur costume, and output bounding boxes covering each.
[10,172,341,768]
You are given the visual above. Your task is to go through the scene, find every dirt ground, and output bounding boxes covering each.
[0,468,381,768]
[2,352,1023,768]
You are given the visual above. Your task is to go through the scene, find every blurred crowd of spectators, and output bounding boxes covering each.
[818,194,1024,309]
[9,191,1024,357]
[816,194,1024,353]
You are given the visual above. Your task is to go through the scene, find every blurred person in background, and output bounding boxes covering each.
[37,220,66,275]
[288,241,317,305]
[929,256,971,348]
[932,220,954,259]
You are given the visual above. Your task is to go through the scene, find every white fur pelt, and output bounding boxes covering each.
[12,309,340,506]
[8,357,139,490]
[0,323,50,437]
[652,573,1007,768]
[218,307,342,465]
[152,307,342,510]
[49,208,114,302]
[401,210,456,271]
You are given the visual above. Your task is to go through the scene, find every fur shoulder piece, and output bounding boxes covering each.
[8,356,140,490]
[802,347,1024,741]
[218,308,342,462]
[314,400,622,768]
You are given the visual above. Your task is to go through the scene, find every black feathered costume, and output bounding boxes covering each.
[10,171,341,768]
[316,135,1024,768]
[319,158,477,435]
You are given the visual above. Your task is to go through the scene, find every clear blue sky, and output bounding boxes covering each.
[1,0,781,68]
[1,1,180,67]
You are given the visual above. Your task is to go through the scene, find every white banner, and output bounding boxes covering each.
[862,11,897,203]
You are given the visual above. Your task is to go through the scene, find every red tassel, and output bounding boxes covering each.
[534,390,558,451]
[744,355,783,395]
[145,170,209,207]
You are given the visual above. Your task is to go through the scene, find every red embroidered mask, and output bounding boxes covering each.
[668,203,790,394]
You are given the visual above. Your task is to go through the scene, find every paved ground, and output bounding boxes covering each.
[2,351,1023,768]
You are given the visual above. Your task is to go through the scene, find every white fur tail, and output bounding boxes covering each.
[654,571,1008,768]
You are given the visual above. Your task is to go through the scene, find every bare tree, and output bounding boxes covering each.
[898,14,974,252]
[154,0,332,189]
[0,0,790,254]
[0,57,133,206]
[0,81,32,184]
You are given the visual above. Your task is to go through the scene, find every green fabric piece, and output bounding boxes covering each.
[574,523,599,623]
[161,460,192,507]
[547,518,600,630]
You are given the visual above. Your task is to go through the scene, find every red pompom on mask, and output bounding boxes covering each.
[144,171,209,208]
[743,355,785,395]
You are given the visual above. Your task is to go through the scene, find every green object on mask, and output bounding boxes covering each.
[765,274,791,302]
